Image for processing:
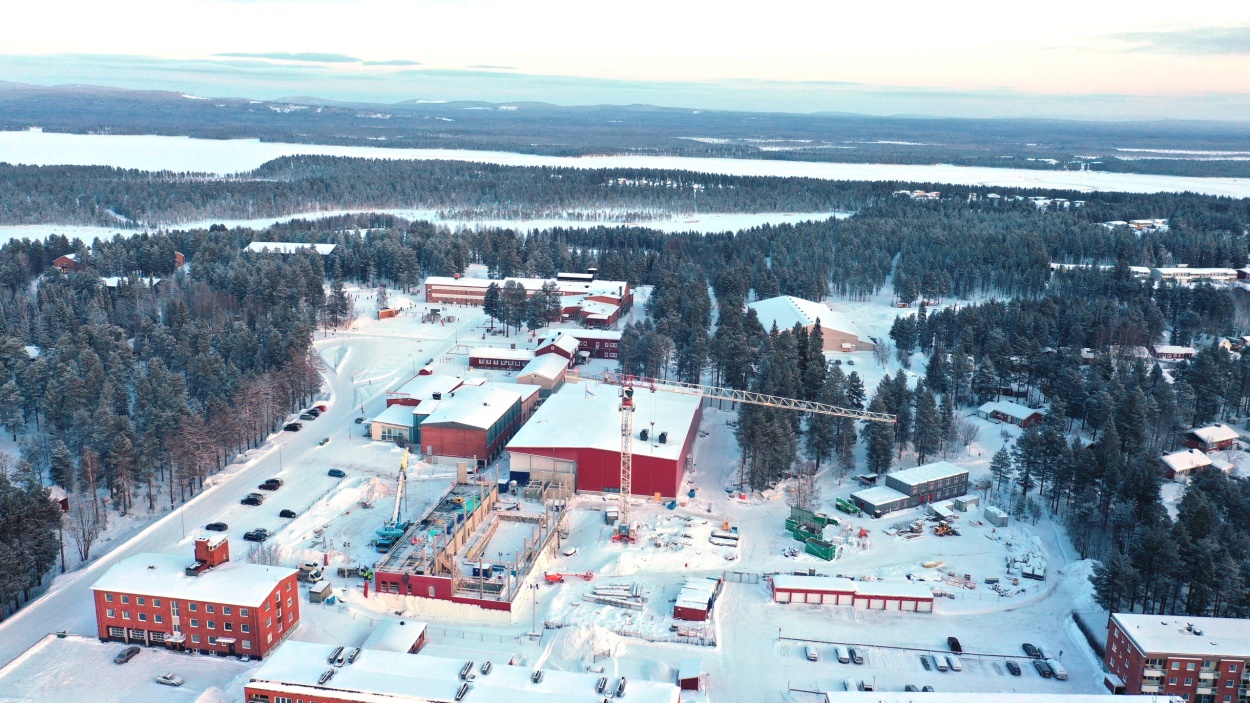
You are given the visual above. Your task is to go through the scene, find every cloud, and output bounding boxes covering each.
[466,64,517,71]
[1111,25,1250,55]
[362,60,422,66]
[215,52,361,63]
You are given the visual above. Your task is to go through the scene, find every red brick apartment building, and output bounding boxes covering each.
[1105,613,1250,699]
[91,536,299,659]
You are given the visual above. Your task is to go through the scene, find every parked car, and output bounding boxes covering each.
[154,673,184,687]
[832,359,842,365]
[842,678,856,692]
[314,404,328,412]
[919,655,932,671]
[259,478,283,490]
[241,493,264,506]
[835,646,850,663]
[204,522,228,532]
[946,655,963,672]
[846,359,855,365]
[284,422,303,432]
[562,547,579,557]
[328,468,346,478]
[354,417,365,424]
[1033,659,1053,678]
[307,407,322,417]
[114,646,140,664]
[1006,661,1022,676]
[279,509,298,519]
[934,655,949,672]
[858,679,873,691]
[805,646,818,662]
[1022,643,1042,659]
[849,647,864,664]
[922,686,935,692]
[947,636,962,653]
[1046,659,1068,681]
[299,413,317,421]
[243,529,271,542]
[904,685,920,692]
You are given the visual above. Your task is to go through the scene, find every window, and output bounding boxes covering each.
[241,624,250,633]
[286,597,293,607]
[191,635,201,644]
[154,615,163,624]
[171,602,179,616]
[1185,678,1193,685]
[266,617,273,628]
[240,609,248,617]
[152,599,160,607]
[106,609,115,618]
[189,619,199,628]
[122,611,131,620]
[223,607,232,616]
[188,603,198,612]
[224,622,232,631]
[1171,678,1178,685]
[207,621,215,630]
[242,640,252,650]
[208,637,217,645]
[428,586,436,597]
[1188,663,1197,671]
[1231,665,1239,672]
[138,613,147,622]
[136,597,145,606]
[265,602,271,611]
[120,596,129,604]
[1174,663,1182,670]
[206,604,215,614]
[267,633,273,643]
[105,594,114,603]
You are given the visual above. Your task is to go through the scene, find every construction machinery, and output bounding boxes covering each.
[376,448,413,549]
[586,372,896,544]
[544,571,595,583]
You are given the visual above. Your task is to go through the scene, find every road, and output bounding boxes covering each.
[0,330,385,665]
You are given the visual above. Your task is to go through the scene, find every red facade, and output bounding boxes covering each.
[1105,618,1250,696]
[468,354,531,370]
[93,573,299,659]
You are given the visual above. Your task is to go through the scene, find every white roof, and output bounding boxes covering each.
[854,580,933,599]
[508,380,700,462]
[886,461,969,488]
[1154,345,1197,355]
[824,694,1179,703]
[371,404,418,428]
[747,295,865,340]
[1161,449,1212,473]
[851,486,909,506]
[422,384,534,431]
[518,354,570,382]
[543,328,621,341]
[771,575,856,593]
[538,334,580,356]
[246,241,336,255]
[1189,423,1239,444]
[675,578,719,611]
[1112,613,1250,658]
[393,375,463,401]
[424,276,628,299]
[577,299,619,318]
[361,619,427,653]
[469,347,536,361]
[90,552,295,607]
[101,276,160,288]
[249,641,680,703]
[978,400,1043,423]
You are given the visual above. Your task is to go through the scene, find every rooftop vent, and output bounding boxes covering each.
[318,669,336,685]
[480,662,492,675]
[460,661,474,680]
[455,683,470,701]
[532,670,544,684]
[327,645,344,664]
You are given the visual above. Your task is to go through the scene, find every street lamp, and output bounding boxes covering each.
[529,583,540,636]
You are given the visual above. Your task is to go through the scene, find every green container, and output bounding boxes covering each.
[805,538,836,561]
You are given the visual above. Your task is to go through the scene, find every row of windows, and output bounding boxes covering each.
[103,593,248,618]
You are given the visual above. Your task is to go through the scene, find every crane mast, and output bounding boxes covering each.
[585,371,895,544]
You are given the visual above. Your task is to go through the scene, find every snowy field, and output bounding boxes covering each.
[0,211,852,245]
[0,635,250,703]
[2,128,1249,197]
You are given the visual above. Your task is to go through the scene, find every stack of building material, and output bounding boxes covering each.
[584,582,645,610]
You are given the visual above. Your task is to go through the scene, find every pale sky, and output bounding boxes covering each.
[4,0,1250,118]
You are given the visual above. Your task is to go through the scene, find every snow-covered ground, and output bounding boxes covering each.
[2,128,1249,197]
[0,211,852,245]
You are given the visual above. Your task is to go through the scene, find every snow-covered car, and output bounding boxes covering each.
[561,547,579,557]
[804,646,818,661]
[849,647,864,664]
[155,673,184,687]
[114,646,140,664]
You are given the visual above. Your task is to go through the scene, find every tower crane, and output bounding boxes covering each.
[587,372,896,543]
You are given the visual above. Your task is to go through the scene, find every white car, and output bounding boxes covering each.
[155,673,185,687]
[561,547,579,557]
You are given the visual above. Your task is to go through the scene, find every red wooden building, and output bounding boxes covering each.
[468,347,534,370]
[1184,423,1239,452]
[540,329,622,360]
[90,537,299,659]
[52,254,79,273]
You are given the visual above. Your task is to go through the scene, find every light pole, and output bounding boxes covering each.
[529,583,540,636]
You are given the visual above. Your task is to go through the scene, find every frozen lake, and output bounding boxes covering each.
[3,128,1249,198]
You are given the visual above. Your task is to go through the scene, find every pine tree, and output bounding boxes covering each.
[912,383,941,464]
[375,284,389,311]
[0,380,23,441]
[483,282,502,329]
[50,440,74,489]
[863,393,895,475]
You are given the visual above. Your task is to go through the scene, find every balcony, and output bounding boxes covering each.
[1196,686,1214,695]
[1199,671,1217,680]
[1144,668,1165,678]
[1140,685,1162,693]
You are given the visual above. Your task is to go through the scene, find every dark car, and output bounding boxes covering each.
[947,636,962,653]
[328,468,346,478]
[243,529,271,542]
[259,479,283,491]
[1022,643,1042,659]
[904,685,920,692]
[1006,661,1022,676]
[204,522,228,532]
[922,686,935,692]
[920,655,932,671]
[279,509,297,519]
[849,647,864,664]
[1033,659,1053,678]
[306,407,322,417]
[114,646,140,664]
[354,417,365,424]
[284,422,303,432]
[241,493,264,506]
[299,412,317,421]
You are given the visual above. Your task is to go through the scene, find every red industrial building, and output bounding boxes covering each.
[674,578,722,621]
[1104,613,1250,696]
[417,381,540,463]
[91,536,299,659]
[769,574,935,612]
[468,347,535,370]
[506,380,703,498]
[535,333,580,364]
[540,328,622,360]
[424,274,631,327]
